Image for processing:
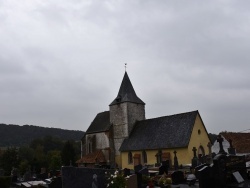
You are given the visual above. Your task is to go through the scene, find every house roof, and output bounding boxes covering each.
[220,132,250,153]
[86,111,110,134]
[110,71,145,106]
[76,150,106,164]
[120,110,199,151]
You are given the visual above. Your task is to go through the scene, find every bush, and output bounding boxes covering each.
[0,176,11,188]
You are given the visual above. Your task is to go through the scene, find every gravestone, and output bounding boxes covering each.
[123,168,130,177]
[173,151,179,170]
[134,164,142,173]
[171,170,185,185]
[226,155,247,180]
[195,164,209,179]
[206,142,213,164]
[217,135,227,155]
[192,147,198,168]
[228,139,236,155]
[126,174,137,188]
[198,165,213,188]
[139,167,149,176]
[134,164,143,188]
[232,171,244,183]
[159,163,169,175]
[61,166,114,188]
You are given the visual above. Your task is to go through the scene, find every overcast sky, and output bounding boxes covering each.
[1,0,250,134]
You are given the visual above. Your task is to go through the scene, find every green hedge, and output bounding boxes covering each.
[0,176,12,188]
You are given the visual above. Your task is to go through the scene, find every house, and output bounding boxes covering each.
[212,132,250,158]
[77,71,211,169]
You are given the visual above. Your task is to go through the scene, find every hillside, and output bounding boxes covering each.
[0,123,85,147]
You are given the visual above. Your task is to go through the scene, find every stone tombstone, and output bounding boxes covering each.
[232,171,244,184]
[217,134,227,155]
[159,164,168,175]
[192,147,198,168]
[123,168,131,177]
[139,167,148,176]
[206,142,213,164]
[61,166,114,188]
[212,153,228,187]
[134,164,142,173]
[228,139,236,155]
[171,170,185,185]
[126,174,137,188]
[194,164,209,180]
[173,151,179,170]
[198,165,213,188]
[226,154,247,180]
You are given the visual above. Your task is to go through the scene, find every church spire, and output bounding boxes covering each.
[110,72,145,106]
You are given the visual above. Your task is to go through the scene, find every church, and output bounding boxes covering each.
[77,71,211,169]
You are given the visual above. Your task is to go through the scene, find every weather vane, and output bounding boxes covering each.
[125,63,127,71]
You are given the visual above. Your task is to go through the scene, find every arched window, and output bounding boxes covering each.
[88,142,92,154]
[142,150,147,164]
[198,145,205,156]
[128,151,133,164]
[156,150,162,164]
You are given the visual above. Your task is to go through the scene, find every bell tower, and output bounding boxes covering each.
[109,71,145,166]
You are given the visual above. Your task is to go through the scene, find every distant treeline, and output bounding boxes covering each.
[0,124,85,147]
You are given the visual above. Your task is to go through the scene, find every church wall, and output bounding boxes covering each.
[85,132,109,151]
[121,148,190,169]
[110,103,128,159]
[188,114,210,160]
[127,103,145,134]
[110,102,145,168]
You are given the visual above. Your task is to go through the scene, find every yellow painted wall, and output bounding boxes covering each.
[120,114,211,169]
[187,114,210,159]
[115,155,122,168]
[121,148,191,169]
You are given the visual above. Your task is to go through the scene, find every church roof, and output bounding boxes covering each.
[119,110,199,151]
[76,149,106,164]
[86,111,110,134]
[110,71,145,106]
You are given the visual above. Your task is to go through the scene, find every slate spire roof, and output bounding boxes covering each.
[110,71,145,106]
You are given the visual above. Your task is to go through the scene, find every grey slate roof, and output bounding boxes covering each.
[86,111,110,134]
[110,72,145,106]
[119,111,199,151]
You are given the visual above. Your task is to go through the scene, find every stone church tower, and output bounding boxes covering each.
[109,71,145,166]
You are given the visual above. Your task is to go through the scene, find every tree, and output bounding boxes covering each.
[0,147,19,175]
[61,141,76,166]
[47,151,62,171]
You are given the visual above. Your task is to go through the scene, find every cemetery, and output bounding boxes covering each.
[0,135,249,188]
[60,134,250,188]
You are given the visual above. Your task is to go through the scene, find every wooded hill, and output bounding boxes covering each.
[0,124,85,147]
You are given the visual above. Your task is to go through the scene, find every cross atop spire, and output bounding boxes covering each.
[125,63,127,72]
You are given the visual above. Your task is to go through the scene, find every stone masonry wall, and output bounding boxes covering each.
[110,102,145,156]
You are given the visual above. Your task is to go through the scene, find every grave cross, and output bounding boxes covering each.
[207,142,212,155]
[217,135,227,154]
[229,139,233,148]
[228,138,236,155]
[192,147,197,158]
[173,150,179,170]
